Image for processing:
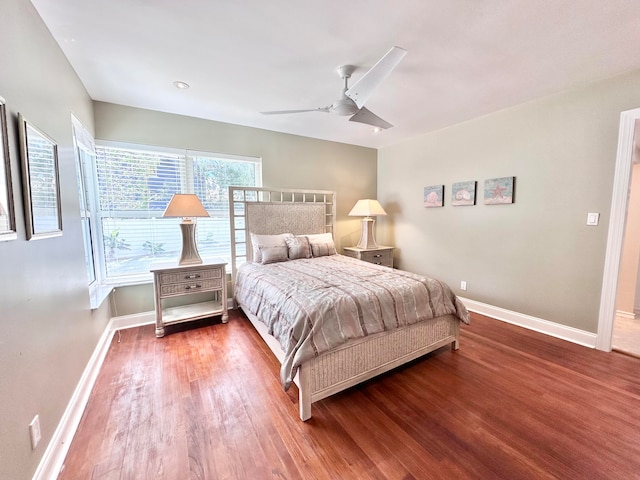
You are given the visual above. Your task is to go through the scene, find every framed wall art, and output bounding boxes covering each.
[451,180,476,206]
[0,97,16,241]
[18,113,62,239]
[484,176,515,205]
[424,185,444,207]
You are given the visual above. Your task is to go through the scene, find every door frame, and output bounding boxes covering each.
[596,108,640,350]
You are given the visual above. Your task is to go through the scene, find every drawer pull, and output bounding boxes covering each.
[373,254,382,258]
[185,284,202,290]
[185,274,201,279]
[375,262,382,265]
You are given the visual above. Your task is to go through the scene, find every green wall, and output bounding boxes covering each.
[378,70,640,333]
[0,1,108,479]
[94,102,378,316]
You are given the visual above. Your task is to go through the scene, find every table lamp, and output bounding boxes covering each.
[348,199,387,249]
[163,193,210,265]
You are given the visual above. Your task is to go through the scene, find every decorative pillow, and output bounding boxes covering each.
[259,245,289,264]
[285,235,312,260]
[250,233,293,263]
[311,241,337,257]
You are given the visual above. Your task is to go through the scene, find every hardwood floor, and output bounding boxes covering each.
[59,311,640,479]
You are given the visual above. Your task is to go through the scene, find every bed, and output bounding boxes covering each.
[229,187,469,420]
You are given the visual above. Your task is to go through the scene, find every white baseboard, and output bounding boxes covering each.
[33,312,155,480]
[617,309,637,320]
[460,297,597,348]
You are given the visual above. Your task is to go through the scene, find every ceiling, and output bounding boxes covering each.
[31,0,640,149]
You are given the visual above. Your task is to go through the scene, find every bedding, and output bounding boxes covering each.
[234,254,469,390]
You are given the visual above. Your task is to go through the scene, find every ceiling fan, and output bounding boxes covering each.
[261,46,407,130]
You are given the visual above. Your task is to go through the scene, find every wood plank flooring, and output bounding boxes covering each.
[58,311,640,479]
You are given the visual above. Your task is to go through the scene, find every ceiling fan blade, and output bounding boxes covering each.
[261,107,330,115]
[349,107,393,129]
[344,46,407,109]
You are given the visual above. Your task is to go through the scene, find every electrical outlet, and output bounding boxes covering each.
[29,415,41,450]
[460,281,467,291]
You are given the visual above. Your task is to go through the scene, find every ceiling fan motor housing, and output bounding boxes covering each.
[331,97,359,116]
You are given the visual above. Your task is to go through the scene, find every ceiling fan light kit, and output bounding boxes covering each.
[261,46,407,130]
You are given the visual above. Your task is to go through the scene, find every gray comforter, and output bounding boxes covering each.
[234,254,469,390]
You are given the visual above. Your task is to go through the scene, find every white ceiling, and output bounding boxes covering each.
[31,0,640,149]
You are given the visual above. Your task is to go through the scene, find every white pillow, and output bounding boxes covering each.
[305,232,333,244]
[250,233,293,263]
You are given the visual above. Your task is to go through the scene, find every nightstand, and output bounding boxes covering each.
[151,258,228,338]
[343,246,394,268]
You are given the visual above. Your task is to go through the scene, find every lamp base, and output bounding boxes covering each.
[356,217,378,250]
[178,221,203,265]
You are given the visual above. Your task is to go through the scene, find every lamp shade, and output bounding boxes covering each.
[348,199,387,218]
[162,194,210,218]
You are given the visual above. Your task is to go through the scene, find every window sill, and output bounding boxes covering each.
[89,284,114,310]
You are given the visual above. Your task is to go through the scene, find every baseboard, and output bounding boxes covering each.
[617,309,637,320]
[32,312,155,480]
[460,297,597,348]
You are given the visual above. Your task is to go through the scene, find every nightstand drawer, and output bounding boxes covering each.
[343,246,394,268]
[359,250,393,266]
[160,278,223,297]
[159,268,222,286]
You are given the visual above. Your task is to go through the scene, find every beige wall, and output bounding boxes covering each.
[378,69,640,333]
[94,102,378,314]
[0,1,109,479]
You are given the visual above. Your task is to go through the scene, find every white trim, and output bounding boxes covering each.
[596,108,640,351]
[461,297,597,348]
[616,310,636,320]
[33,312,154,480]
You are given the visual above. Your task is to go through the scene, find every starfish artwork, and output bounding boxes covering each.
[484,177,514,205]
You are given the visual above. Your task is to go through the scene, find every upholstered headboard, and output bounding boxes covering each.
[229,187,336,283]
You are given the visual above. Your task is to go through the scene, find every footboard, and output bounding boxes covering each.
[297,314,459,420]
[242,306,459,420]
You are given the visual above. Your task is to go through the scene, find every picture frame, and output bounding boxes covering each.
[451,180,477,206]
[424,185,444,207]
[0,97,16,241]
[484,176,515,205]
[18,113,62,239]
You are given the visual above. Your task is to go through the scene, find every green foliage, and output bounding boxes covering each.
[142,240,165,255]
[105,228,130,255]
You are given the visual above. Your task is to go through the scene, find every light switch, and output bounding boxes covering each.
[587,212,600,226]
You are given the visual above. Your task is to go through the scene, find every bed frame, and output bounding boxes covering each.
[229,186,460,420]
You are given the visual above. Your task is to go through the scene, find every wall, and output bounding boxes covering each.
[93,102,378,315]
[0,1,109,479]
[378,70,640,334]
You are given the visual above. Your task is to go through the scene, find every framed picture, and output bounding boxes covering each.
[451,180,476,206]
[484,176,515,205]
[424,185,444,207]
[18,114,62,239]
[0,97,16,241]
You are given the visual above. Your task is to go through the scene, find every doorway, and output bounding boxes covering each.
[597,109,640,352]
[612,120,640,356]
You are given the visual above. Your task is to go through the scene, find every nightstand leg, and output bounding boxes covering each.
[155,326,165,338]
[221,312,228,323]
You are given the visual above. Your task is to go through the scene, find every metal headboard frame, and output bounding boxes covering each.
[228,186,336,285]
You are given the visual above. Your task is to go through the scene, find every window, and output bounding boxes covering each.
[94,142,261,282]
[71,116,97,284]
